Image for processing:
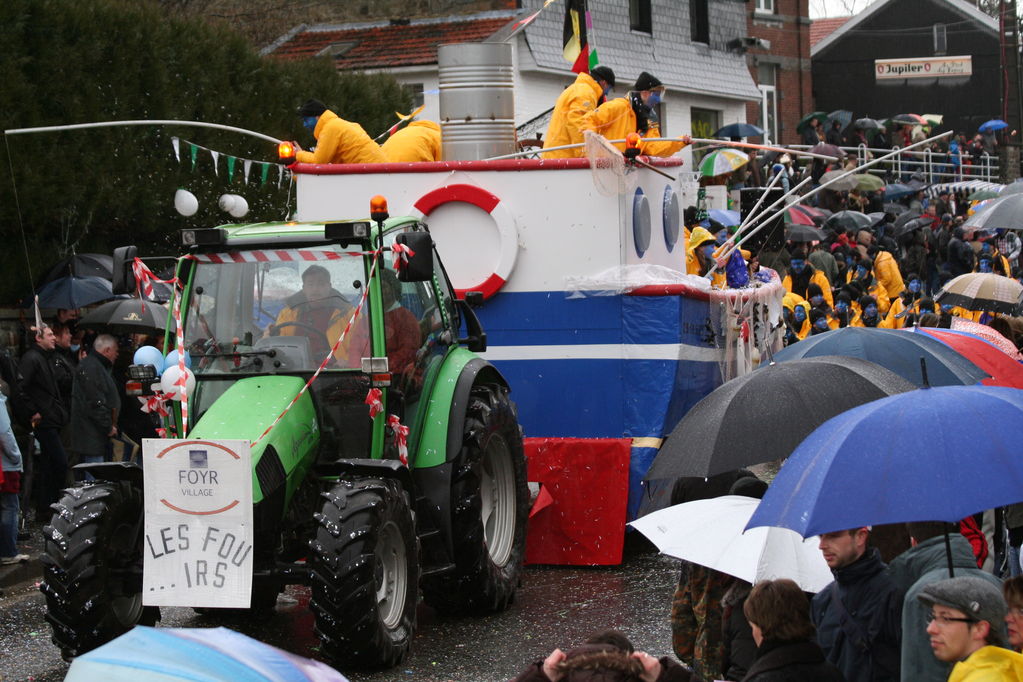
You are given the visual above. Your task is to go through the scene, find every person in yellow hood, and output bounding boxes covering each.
[870,247,904,301]
[581,71,691,157]
[294,99,387,165]
[782,294,811,344]
[686,226,726,288]
[543,66,616,159]
[381,120,442,162]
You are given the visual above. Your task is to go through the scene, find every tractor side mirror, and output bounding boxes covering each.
[395,232,434,282]
[112,245,139,295]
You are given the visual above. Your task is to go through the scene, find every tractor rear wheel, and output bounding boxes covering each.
[422,383,528,614]
[309,477,418,668]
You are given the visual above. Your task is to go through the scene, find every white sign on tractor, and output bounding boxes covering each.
[142,439,254,608]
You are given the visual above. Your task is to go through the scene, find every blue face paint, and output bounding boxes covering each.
[603,86,613,98]
[835,301,848,312]
[908,280,921,293]
[793,307,806,323]
[941,304,954,312]
[790,259,806,274]
[716,230,728,245]
[701,243,716,258]
[856,266,868,279]
[811,295,823,306]
[980,259,993,273]
[302,116,319,132]
[647,91,662,107]
[814,317,830,329]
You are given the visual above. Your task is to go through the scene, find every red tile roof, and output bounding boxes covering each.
[270,16,513,69]
[810,16,852,48]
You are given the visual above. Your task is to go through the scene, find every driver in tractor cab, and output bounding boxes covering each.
[270,265,352,362]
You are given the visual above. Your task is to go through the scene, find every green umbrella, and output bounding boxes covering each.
[797,111,828,133]
[968,190,1001,202]
[853,174,885,192]
[699,149,750,177]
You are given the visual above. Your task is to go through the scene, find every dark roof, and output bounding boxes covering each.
[810,17,852,48]
[269,13,515,69]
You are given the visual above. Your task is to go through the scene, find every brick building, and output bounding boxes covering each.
[742,0,813,146]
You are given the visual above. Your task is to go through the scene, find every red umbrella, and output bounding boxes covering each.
[911,327,1023,389]
[784,206,816,226]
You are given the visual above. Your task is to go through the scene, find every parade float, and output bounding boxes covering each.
[288,42,786,566]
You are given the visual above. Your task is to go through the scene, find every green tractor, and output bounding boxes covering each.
[39,200,530,668]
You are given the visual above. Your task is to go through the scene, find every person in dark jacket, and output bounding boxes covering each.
[17,325,69,516]
[947,226,975,276]
[887,521,1003,681]
[69,334,121,479]
[811,527,903,682]
[741,579,845,682]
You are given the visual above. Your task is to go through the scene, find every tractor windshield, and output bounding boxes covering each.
[183,246,370,375]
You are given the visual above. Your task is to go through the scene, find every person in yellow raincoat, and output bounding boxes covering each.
[295,99,387,165]
[782,294,811,343]
[581,71,690,157]
[381,120,442,162]
[848,257,891,315]
[542,66,616,159]
[686,226,727,288]
[783,249,834,308]
[850,295,883,327]
[870,247,904,301]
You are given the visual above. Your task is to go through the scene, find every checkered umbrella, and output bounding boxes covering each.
[936,273,1023,315]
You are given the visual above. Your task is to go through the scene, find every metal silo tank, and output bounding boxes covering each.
[437,42,516,161]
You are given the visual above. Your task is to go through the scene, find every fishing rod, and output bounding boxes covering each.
[4,119,282,145]
[485,138,840,162]
[709,131,953,274]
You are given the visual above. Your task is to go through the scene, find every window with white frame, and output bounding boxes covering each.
[755,0,775,13]
[757,63,778,144]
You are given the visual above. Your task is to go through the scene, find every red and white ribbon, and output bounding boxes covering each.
[365,388,383,419]
[132,257,178,301]
[251,252,382,447]
[391,243,415,271]
[191,250,370,264]
[139,392,170,418]
[387,414,409,466]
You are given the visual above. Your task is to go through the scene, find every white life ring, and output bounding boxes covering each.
[413,183,518,299]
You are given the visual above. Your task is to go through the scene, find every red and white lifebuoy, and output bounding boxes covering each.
[413,183,518,299]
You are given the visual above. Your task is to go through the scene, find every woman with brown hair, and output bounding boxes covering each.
[1004,576,1023,651]
[741,579,845,682]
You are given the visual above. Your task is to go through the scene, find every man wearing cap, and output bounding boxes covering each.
[919,576,1023,680]
[542,66,616,159]
[581,71,691,157]
[811,526,903,682]
[294,99,387,165]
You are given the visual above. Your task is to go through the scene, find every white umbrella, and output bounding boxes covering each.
[629,495,833,593]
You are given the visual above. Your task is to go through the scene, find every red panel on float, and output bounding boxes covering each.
[524,437,631,566]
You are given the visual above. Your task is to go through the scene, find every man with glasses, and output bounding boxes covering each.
[580,71,690,157]
[919,576,1023,679]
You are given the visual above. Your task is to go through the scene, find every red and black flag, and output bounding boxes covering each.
[563,0,598,73]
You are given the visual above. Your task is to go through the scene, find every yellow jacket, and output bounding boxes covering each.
[879,297,937,329]
[872,250,904,300]
[686,227,726,288]
[295,110,387,165]
[381,120,442,163]
[782,269,834,309]
[948,645,1023,682]
[543,72,604,159]
[581,97,687,157]
[273,293,353,362]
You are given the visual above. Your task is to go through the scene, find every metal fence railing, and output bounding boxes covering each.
[787,143,1001,184]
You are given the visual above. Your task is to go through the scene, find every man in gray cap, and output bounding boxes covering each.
[918,576,1023,679]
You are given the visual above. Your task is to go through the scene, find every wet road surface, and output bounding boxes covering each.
[0,539,679,681]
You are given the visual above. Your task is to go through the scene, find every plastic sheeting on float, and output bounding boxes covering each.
[525,437,631,565]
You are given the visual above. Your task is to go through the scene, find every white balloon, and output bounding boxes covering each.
[174,189,199,217]
[228,195,249,218]
[218,194,237,213]
[160,365,196,402]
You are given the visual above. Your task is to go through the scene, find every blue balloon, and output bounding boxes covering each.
[164,349,192,371]
[133,345,164,369]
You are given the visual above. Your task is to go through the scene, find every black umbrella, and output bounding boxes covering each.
[884,202,910,216]
[713,122,765,139]
[852,117,881,130]
[824,210,872,232]
[33,275,114,309]
[893,216,933,240]
[79,298,169,334]
[785,224,826,242]
[37,253,113,288]
[893,209,924,230]
[809,143,846,159]
[645,356,915,480]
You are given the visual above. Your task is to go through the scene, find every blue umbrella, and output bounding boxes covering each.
[33,275,114,309]
[747,385,1023,538]
[713,122,765,139]
[769,327,989,388]
[65,626,349,681]
[979,119,1009,134]
[707,208,741,226]
[884,183,916,200]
